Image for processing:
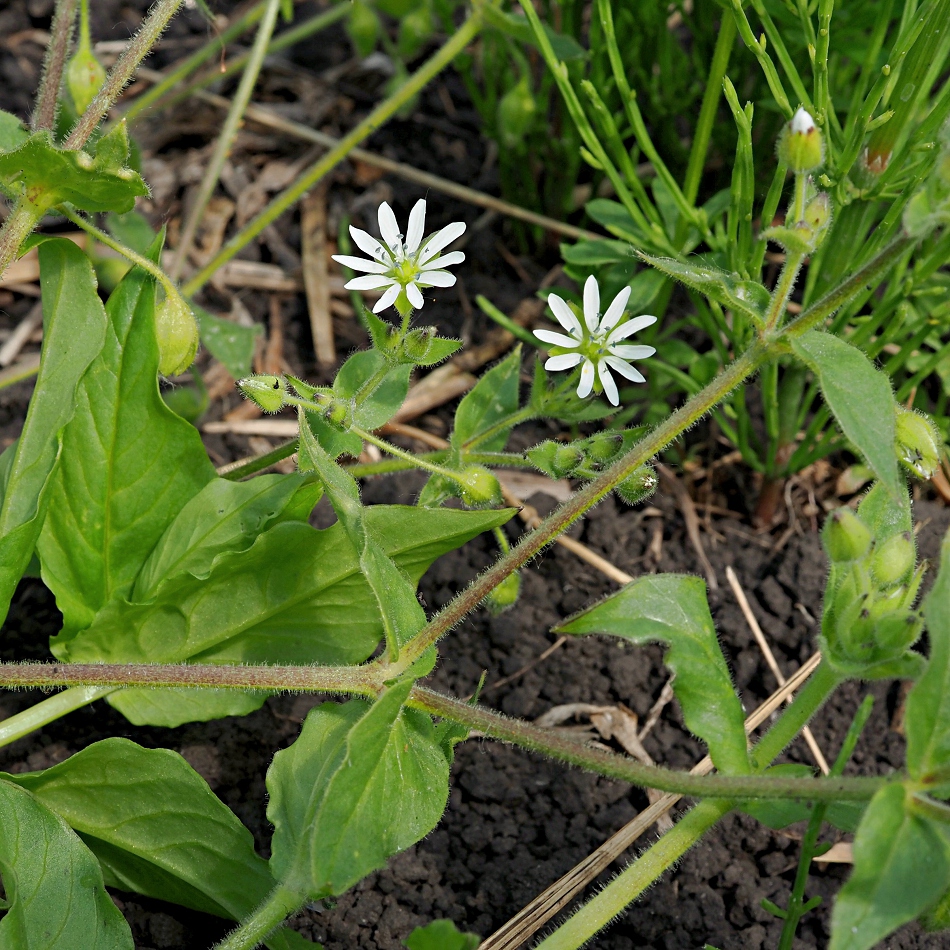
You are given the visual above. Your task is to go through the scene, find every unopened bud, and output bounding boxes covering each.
[457,465,502,507]
[895,406,941,479]
[777,107,824,173]
[497,77,537,150]
[325,399,349,428]
[485,571,520,615]
[585,432,624,464]
[553,444,584,477]
[67,44,106,116]
[869,532,915,587]
[402,326,436,362]
[804,192,832,232]
[615,465,658,506]
[822,508,873,563]
[238,374,287,414]
[155,294,199,376]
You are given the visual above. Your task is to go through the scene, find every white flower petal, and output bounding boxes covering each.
[419,250,465,270]
[415,270,456,288]
[608,344,656,360]
[598,360,619,406]
[349,226,388,262]
[606,314,657,344]
[791,106,815,135]
[378,202,402,255]
[600,285,631,333]
[406,281,425,310]
[345,274,395,291]
[418,221,466,263]
[605,355,646,382]
[547,294,583,335]
[577,358,595,398]
[545,353,583,371]
[583,275,600,332]
[406,199,426,253]
[534,329,581,348]
[332,254,389,274]
[373,281,402,313]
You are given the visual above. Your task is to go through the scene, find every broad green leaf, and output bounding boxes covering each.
[481,6,585,60]
[0,778,132,949]
[556,574,750,775]
[56,506,511,725]
[0,127,148,214]
[105,210,157,253]
[0,239,107,624]
[452,347,522,452]
[334,349,412,430]
[268,682,449,898]
[905,529,950,787]
[585,199,650,245]
[791,331,902,500]
[37,243,215,635]
[6,739,304,950]
[0,110,29,154]
[193,303,261,380]
[560,238,632,267]
[830,784,950,950]
[638,252,770,325]
[133,474,321,601]
[404,920,480,950]
[298,409,426,657]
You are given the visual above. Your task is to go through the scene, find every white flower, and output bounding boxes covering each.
[790,106,815,135]
[534,275,656,407]
[332,199,466,313]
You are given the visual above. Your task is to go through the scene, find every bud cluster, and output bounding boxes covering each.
[820,507,924,675]
[527,431,657,507]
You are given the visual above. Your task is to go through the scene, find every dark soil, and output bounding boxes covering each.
[2,4,950,950]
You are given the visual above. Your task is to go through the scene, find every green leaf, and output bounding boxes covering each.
[0,777,132,949]
[6,739,303,950]
[298,407,426,657]
[905,529,950,787]
[791,331,902,500]
[0,109,29,153]
[300,409,363,461]
[133,474,321,602]
[481,6,585,60]
[560,238,632,267]
[268,682,450,898]
[105,210,157,254]
[334,349,412,429]
[585,199,650,245]
[0,239,107,624]
[56,506,511,725]
[830,784,950,950]
[0,128,148,214]
[638,252,770,325]
[37,242,215,635]
[452,347,522,452]
[556,574,750,775]
[404,919,480,950]
[193,303,262,380]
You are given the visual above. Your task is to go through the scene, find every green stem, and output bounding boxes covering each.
[0,686,116,749]
[682,9,736,208]
[475,295,539,346]
[182,8,484,295]
[64,0,186,149]
[0,199,46,284]
[32,0,79,131]
[214,884,307,950]
[394,340,771,671]
[351,425,469,484]
[170,0,283,279]
[219,439,298,479]
[764,251,804,332]
[345,450,529,480]
[119,0,270,124]
[535,800,733,950]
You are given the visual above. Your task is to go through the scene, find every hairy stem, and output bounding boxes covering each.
[182,8,484,294]
[64,0,186,149]
[0,198,48,284]
[33,0,79,131]
[394,341,770,670]
[170,0,283,278]
[214,883,307,950]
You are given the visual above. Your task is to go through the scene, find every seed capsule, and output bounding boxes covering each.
[155,294,199,377]
[822,508,872,563]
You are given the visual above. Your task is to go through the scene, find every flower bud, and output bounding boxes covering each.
[67,43,106,116]
[777,107,824,173]
[869,532,915,587]
[238,374,287,414]
[155,294,199,377]
[325,399,350,428]
[804,192,832,233]
[485,571,520,615]
[497,77,537,150]
[346,1,380,58]
[553,444,584,477]
[615,465,658,506]
[401,326,436,363]
[457,465,502,508]
[585,432,624,464]
[894,406,942,479]
[822,508,872,563]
